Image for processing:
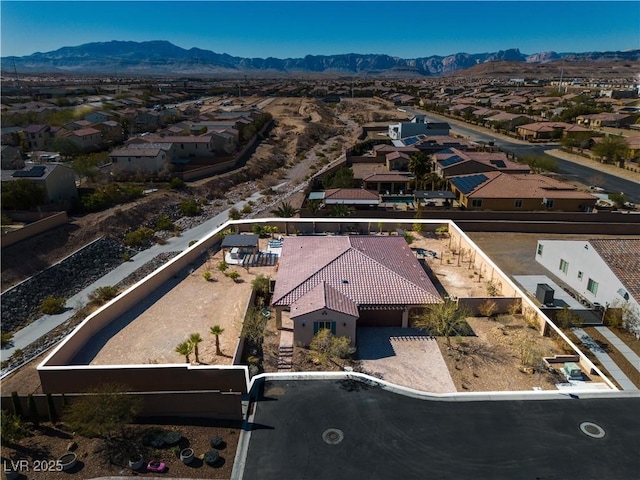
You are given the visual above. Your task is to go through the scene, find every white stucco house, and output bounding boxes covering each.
[535,238,640,336]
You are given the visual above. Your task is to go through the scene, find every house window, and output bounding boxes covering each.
[545,199,554,209]
[515,199,523,208]
[537,244,544,256]
[471,199,482,208]
[313,321,336,335]
[577,271,583,280]
[587,278,598,295]
[559,259,569,274]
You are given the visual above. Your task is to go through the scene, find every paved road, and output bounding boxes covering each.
[238,378,640,480]
[408,108,640,203]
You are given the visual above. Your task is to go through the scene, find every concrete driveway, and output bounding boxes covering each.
[356,327,456,393]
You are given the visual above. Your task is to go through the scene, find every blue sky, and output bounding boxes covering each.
[1,1,639,58]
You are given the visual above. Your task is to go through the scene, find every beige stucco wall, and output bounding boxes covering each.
[292,310,357,347]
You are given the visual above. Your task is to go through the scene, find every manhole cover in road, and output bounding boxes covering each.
[322,428,344,445]
[580,422,605,439]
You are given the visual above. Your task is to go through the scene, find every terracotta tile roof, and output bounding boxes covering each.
[451,172,597,199]
[324,189,380,201]
[290,281,359,318]
[272,236,441,308]
[588,239,640,302]
[518,122,574,133]
[435,148,530,172]
[385,151,411,161]
[71,127,101,137]
[363,173,412,182]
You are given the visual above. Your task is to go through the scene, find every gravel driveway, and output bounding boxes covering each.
[356,327,456,393]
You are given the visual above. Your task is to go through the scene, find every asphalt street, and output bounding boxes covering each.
[239,379,640,480]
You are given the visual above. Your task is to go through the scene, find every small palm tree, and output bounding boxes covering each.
[189,333,203,364]
[210,325,225,356]
[270,202,299,235]
[175,341,193,363]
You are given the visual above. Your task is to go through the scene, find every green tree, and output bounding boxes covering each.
[175,340,193,363]
[72,154,103,185]
[608,192,627,208]
[1,179,46,210]
[518,155,558,174]
[323,167,355,189]
[408,152,432,189]
[51,137,80,158]
[592,136,630,168]
[210,325,225,356]
[308,329,351,366]
[413,300,471,349]
[228,207,241,220]
[63,384,141,439]
[251,274,272,299]
[271,202,299,235]
[328,204,353,217]
[188,333,203,364]
[179,198,202,217]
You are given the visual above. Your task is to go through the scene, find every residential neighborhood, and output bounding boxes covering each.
[1,15,639,479]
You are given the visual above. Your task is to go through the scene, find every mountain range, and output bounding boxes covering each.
[2,40,639,77]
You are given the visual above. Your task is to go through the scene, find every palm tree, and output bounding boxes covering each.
[189,333,203,364]
[270,202,299,235]
[210,325,225,356]
[408,152,431,190]
[175,341,193,363]
[304,199,323,233]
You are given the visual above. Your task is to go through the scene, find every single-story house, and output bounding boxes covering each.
[434,148,531,178]
[271,236,442,346]
[322,188,380,207]
[362,173,412,194]
[449,172,597,211]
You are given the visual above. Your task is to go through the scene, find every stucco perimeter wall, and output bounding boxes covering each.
[1,212,69,248]
[448,222,617,389]
[2,390,243,421]
[39,364,248,396]
[37,229,252,394]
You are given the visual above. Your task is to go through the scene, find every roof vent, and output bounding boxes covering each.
[342,279,349,284]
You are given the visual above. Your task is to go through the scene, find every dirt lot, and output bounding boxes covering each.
[0,419,240,480]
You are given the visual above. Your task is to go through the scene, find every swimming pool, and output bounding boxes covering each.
[381,196,414,204]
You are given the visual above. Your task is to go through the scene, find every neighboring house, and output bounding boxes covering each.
[448,172,597,211]
[130,135,214,159]
[484,113,532,130]
[64,119,93,131]
[385,151,411,171]
[1,163,77,202]
[24,124,55,151]
[85,111,116,124]
[65,127,103,152]
[535,238,640,336]
[95,120,125,143]
[362,173,412,194]
[1,145,24,169]
[576,113,636,129]
[388,117,450,140]
[433,148,530,178]
[517,122,590,140]
[321,188,380,207]
[109,142,175,174]
[271,236,442,346]
[1,126,24,147]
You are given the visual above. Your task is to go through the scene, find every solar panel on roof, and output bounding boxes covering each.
[440,155,464,167]
[403,136,421,146]
[12,165,46,178]
[450,174,488,194]
[490,160,507,168]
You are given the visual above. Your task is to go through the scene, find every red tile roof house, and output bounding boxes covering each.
[433,148,531,178]
[449,172,597,211]
[271,236,442,346]
[322,188,380,207]
[516,122,590,141]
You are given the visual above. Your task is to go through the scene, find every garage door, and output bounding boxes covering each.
[357,309,403,327]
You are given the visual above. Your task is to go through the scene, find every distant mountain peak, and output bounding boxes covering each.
[2,40,638,76]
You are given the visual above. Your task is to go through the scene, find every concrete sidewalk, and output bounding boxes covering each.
[572,328,637,391]
[594,326,640,371]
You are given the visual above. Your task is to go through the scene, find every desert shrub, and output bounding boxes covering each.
[412,223,424,233]
[179,198,202,217]
[203,270,213,281]
[435,224,449,236]
[486,280,501,297]
[0,410,31,444]
[169,177,185,190]
[478,299,498,318]
[228,207,241,220]
[403,232,415,244]
[188,240,197,247]
[217,260,229,272]
[309,329,351,365]
[251,274,271,299]
[556,306,584,328]
[124,227,154,247]
[88,286,119,305]
[155,214,174,231]
[41,295,66,315]
[241,204,252,214]
[226,271,241,282]
[1,332,13,348]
